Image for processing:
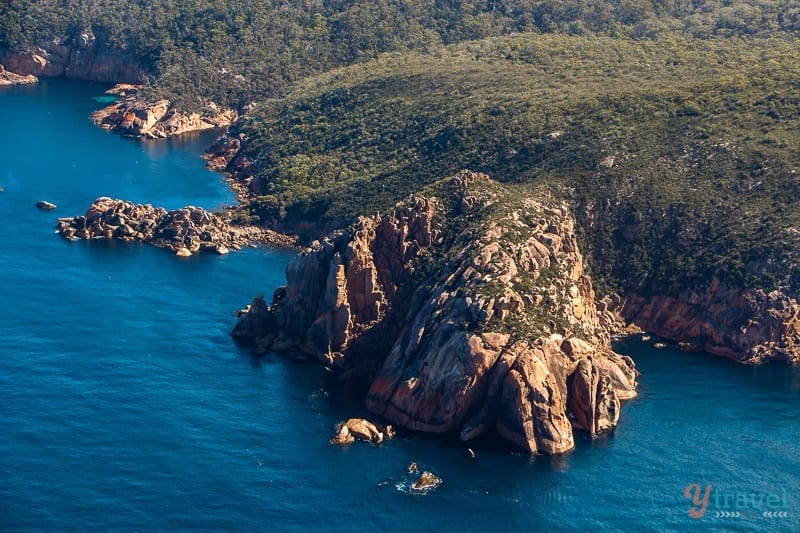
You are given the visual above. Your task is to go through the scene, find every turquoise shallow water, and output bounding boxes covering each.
[1,79,799,532]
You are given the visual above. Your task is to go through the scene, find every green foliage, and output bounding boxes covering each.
[4,1,800,110]
[234,31,800,296]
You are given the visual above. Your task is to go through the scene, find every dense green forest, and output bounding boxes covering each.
[2,1,800,298]
[2,1,800,109]
[230,31,800,295]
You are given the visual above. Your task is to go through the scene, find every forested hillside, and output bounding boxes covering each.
[2,1,799,110]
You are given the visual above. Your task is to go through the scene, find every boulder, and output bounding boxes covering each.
[409,471,443,495]
[35,201,57,210]
[56,198,258,257]
[332,418,385,445]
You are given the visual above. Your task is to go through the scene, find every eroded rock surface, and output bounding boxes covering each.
[233,171,638,454]
[56,197,251,256]
[620,281,800,363]
[1,34,142,82]
[91,85,236,139]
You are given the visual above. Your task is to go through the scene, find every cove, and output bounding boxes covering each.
[1,79,799,531]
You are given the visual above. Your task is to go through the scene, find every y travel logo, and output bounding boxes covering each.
[684,483,791,519]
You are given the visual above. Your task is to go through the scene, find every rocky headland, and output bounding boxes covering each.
[232,171,638,454]
[56,197,293,256]
[619,283,800,363]
[91,85,237,139]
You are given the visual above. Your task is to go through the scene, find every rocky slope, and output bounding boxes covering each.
[232,171,638,454]
[91,85,236,139]
[0,64,37,86]
[619,282,800,363]
[0,34,142,83]
[56,197,276,256]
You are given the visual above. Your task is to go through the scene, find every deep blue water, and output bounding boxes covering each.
[1,79,799,532]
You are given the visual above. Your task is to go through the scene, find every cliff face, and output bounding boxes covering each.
[91,86,237,139]
[0,34,142,83]
[233,171,638,454]
[620,280,800,363]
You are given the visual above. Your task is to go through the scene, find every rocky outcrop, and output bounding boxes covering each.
[0,34,142,83]
[0,64,37,86]
[620,280,800,363]
[233,171,638,454]
[330,418,394,446]
[35,201,57,211]
[56,197,256,256]
[91,85,236,139]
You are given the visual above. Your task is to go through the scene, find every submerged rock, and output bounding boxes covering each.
[410,471,443,495]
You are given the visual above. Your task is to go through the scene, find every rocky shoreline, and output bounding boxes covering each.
[91,84,237,140]
[0,64,38,86]
[233,171,638,454]
[56,197,294,256]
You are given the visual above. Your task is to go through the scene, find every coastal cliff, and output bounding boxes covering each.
[0,34,142,83]
[233,171,638,454]
[91,85,237,139]
[619,282,800,363]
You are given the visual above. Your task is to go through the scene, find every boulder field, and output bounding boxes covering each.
[233,171,638,454]
[56,197,259,256]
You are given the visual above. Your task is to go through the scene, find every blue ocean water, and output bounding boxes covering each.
[1,79,799,531]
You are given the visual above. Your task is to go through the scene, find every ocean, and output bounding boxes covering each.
[1,79,798,531]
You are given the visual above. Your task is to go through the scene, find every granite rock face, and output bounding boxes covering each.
[56,197,250,256]
[620,281,800,363]
[233,171,638,454]
[0,64,38,86]
[91,85,236,139]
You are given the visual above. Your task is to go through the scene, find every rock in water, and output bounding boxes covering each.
[330,418,385,445]
[0,64,38,86]
[35,201,57,210]
[233,171,638,454]
[55,197,254,256]
[330,424,355,446]
[409,471,443,495]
